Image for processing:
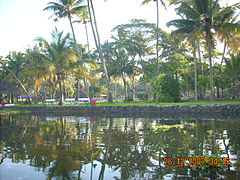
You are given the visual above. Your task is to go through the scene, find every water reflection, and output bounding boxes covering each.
[0,115,240,180]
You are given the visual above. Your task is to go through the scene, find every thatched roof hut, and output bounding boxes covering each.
[0,79,20,94]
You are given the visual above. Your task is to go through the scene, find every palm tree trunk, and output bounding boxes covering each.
[83,78,89,98]
[75,78,79,101]
[192,39,198,100]
[0,59,32,103]
[87,0,113,103]
[218,42,227,99]
[68,14,82,59]
[84,21,90,52]
[206,30,214,101]
[42,83,46,103]
[58,75,64,105]
[131,76,135,100]
[156,0,160,74]
[197,41,204,99]
[221,42,227,66]
[122,74,128,101]
[197,40,202,74]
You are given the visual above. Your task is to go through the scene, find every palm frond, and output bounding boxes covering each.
[219,23,240,35]
[193,0,209,14]
[141,0,152,5]
[167,19,198,28]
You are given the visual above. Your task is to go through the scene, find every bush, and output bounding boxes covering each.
[124,96,134,102]
[151,74,181,102]
[137,93,148,101]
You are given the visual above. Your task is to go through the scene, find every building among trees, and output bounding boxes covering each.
[0,79,20,103]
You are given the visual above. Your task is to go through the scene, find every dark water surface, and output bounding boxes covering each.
[0,115,239,180]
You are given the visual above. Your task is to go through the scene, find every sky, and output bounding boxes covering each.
[0,0,176,57]
[0,0,238,57]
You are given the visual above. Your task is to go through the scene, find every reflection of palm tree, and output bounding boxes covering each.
[98,118,113,180]
[98,118,154,179]
[47,155,75,180]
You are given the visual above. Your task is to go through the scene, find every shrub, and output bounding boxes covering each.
[124,96,134,102]
[137,93,148,101]
[151,74,181,102]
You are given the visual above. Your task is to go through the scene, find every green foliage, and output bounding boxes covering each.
[137,93,148,101]
[89,83,107,98]
[0,109,31,115]
[198,75,210,89]
[151,74,181,102]
[124,96,134,102]
[225,54,240,84]
[39,121,56,131]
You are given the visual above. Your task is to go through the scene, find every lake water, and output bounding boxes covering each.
[0,115,239,180]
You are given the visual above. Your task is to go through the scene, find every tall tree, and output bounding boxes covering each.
[0,56,31,103]
[112,19,155,62]
[36,28,78,105]
[73,7,91,52]
[141,0,166,74]
[44,0,87,60]
[25,46,54,102]
[87,0,113,102]
[167,0,240,100]
[225,54,240,99]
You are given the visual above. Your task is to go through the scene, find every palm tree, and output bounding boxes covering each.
[25,46,54,102]
[36,28,78,105]
[72,8,92,100]
[167,0,240,100]
[0,56,31,103]
[225,54,240,99]
[44,0,87,60]
[87,0,113,102]
[166,3,199,100]
[141,0,166,74]
[219,12,240,65]
[102,40,133,101]
[73,7,91,52]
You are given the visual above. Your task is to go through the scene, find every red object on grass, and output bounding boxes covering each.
[1,102,6,106]
[90,117,97,123]
[90,99,96,106]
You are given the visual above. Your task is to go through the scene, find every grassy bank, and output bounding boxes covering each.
[97,100,240,106]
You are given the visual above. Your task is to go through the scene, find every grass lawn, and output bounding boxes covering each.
[97,100,240,106]
[12,100,240,107]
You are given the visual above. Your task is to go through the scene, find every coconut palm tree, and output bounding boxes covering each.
[141,0,166,74]
[73,7,91,52]
[25,46,54,102]
[0,56,31,103]
[87,0,113,102]
[225,54,240,99]
[36,28,78,105]
[44,0,87,60]
[166,2,199,100]
[167,0,240,100]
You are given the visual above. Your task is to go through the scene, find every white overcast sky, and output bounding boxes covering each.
[0,0,238,57]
